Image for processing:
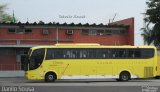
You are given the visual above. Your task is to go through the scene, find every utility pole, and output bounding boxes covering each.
[112,13,117,23]
[108,13,117,25]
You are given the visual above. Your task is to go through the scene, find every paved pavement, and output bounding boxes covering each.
[0,78,160,92]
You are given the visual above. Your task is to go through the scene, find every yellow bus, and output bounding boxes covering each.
[25,44,159,82]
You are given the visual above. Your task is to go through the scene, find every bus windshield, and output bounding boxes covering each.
[28,48,45,70]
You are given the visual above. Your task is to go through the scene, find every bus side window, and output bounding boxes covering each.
[113,53,116,58]
[131,54,135,58]
[66,50,71,58]
[51,53,55,59]
[119,49,126,58]
[71,49,78,58]
[56,50,63,58]
[141,49,154,58]
[102,53,106,58]
[112,49,118,58]
[72,51,76,58]
[98,49,108,58]
[63,49,77,59]
[46,48,54,59]
[134,50,141,58]
[80,50,87,58]
[46,48,64,59]
[128,49,135,58]
[108,49,112,58]
[63,50,69,58]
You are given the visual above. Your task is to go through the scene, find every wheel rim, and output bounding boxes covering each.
[122,75,128,80]
[48,75,54,80]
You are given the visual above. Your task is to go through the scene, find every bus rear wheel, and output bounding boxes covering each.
[45,72,57,82]
[155,76,160,79]
[119,71,130,81]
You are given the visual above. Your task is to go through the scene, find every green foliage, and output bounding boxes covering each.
[141,27,153,45]
[0,4,17,23]
[142,0,160,46]
[145,0,160,24]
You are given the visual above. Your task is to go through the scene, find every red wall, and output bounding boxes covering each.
[0,49,17,70]
[60,30,128,45]
[0,28,56,45]
[0,28,129,45]
[0,18,134,46]
[114,17,134,45]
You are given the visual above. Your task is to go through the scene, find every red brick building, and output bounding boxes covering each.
[0,17,134,70]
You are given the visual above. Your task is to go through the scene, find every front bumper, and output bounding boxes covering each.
[25,71,43,80]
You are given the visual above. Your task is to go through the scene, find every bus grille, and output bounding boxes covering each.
[144,67,153,78]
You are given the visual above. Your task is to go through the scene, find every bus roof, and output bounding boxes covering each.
[55,43,100,46]
[30,44,156,50]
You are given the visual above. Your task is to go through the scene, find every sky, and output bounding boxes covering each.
[1,0,146,46]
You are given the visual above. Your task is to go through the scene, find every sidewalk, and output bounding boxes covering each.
[0,71,24,77]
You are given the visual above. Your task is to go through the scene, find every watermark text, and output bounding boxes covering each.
[59,15,85,18]
[1,86,34,92]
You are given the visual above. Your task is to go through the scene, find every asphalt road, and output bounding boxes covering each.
[0,78,160,92]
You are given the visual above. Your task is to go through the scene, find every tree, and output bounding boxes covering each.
[141,0,160,46]
[141,28,151,45]
[0,4,16,23]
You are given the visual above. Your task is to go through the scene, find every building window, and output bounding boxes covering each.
[16,26,24,34]
[42,29,49,35]
[97,30,105,35]
[25,29,32,33]
[81,29,127,35]
[8,28,16,33]
[65,30,73,35]
[111,30,120,35]
[81,30,89,35]
[8,28,32,34]
[88,30,97,35]
[120,30,127,35]
[111,30,127,35]
[16,28,24,34]
[104,30,112,35]
[81,29,98,35]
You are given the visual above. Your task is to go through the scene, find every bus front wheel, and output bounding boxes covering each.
[45,72,57,82]
[119,71,131,81]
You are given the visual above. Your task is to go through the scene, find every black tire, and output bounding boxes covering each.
[155,76,160,79]
[45,72,57,82]
[119,71,130,81]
